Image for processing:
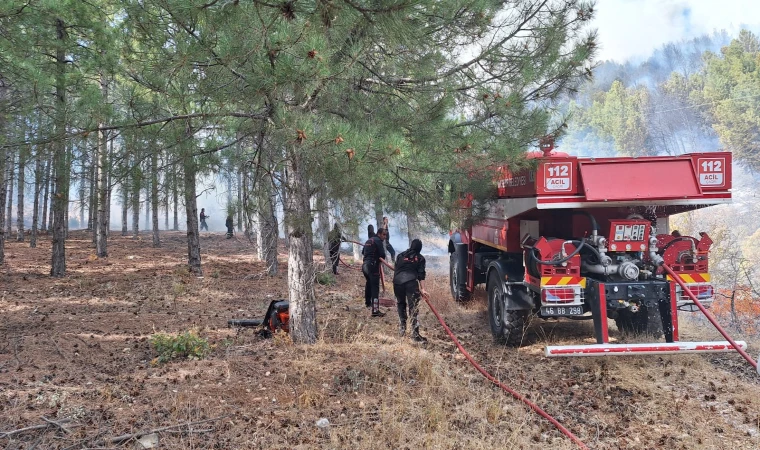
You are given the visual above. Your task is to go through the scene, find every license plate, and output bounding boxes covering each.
[541,305,583,316]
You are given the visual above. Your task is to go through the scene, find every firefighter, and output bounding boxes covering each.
[393,238,428,342]
[199,208,209,231]
[327,223,343,275]
[363,227,394,317]
[225,215,234,238]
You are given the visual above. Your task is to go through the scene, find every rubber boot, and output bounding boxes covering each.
[371,298,385,317]
[397,303,407,336]
[410,306,426,342]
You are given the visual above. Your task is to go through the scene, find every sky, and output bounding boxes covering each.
[593,0,760,62]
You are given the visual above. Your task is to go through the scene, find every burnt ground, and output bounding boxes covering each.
[0,230,759,449]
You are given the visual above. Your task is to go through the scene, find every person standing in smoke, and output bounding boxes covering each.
[367,224,376,239]
[199,208,209,231]
[327,223,344,275]
[393,238,428,342]
[225,215,234,238]
[362,227,394,317]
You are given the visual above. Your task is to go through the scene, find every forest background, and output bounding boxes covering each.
[2,0,760,340]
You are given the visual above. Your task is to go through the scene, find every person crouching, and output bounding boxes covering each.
[393,238,428,342]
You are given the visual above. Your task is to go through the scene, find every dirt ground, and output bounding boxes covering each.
[1,230,759,449]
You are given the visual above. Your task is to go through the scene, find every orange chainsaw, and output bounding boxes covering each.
[228,300,289,337]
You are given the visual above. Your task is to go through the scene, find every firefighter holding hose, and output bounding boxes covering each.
[363,227,394,317]
[393,238,428,342]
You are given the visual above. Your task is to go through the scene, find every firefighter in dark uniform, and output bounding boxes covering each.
[393,238,428,342]
[363,227,393,317]
[327,223,344,275]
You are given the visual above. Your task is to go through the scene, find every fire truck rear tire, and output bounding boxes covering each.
[487,272,526,346]
[450,252,471,302]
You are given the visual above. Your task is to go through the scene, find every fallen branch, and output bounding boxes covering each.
[0,418,73,439]
[42,416,72,434]
[105,415,231,445]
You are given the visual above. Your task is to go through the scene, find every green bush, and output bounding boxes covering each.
[150,330,210,363]
[316,271,336,286]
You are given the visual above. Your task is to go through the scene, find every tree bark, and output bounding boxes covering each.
[121,183,128,236]
[182,121,202,275]
[16,146,26,241]
[373,199,383,232]
[47,162,55,232]
[41,157,50,232]
[236,171,242,231]
[30,145,42,248]
[96,74,109,257]
[50,18,69,277]
[131,160,140,238]
[0,123,6,264]
[5,150,14,236]
[151,147,160,247]
[284,146,316,344]
[172,165,179,231]
[315,184,330,263]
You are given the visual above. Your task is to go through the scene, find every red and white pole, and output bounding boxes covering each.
[661,263,757,371]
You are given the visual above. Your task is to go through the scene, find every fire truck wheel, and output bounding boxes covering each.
[487,272,526,346]
[450,252,471,302]
[614,306,663,338]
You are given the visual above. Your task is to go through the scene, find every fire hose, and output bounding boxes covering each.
[661,263,758,370]
[420,292,588,449]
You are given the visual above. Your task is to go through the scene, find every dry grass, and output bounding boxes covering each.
[0,231,759,449]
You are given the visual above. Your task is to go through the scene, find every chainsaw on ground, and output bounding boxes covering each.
[228,299,289,337]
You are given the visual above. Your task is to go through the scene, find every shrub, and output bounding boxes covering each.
[150,330,210,363]
[316,272,336,286]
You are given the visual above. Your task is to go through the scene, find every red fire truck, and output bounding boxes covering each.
[448,140,746,356]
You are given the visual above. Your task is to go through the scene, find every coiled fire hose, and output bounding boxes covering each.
[661,263,758,370]
[420,291,588,449]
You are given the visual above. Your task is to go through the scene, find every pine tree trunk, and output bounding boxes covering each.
[352,223,362,261]
[16,146,26,242]
[96,77,109,257]
[257,188,278,274]
[374,199,383,232]
[5,151,14,236]
[47,163,54,232]
[405,209,420,247]
[151,149,160,247]
[0,130,6,264]
[90,138,98,247]
[41,157,50,232]
[89,155,96,233]
[121,185,128,235]
[144,183,150,231]
[78,153,86,230]
[315,185,330,263]
[280,166,289,249]
[172,165,179,231]
[242,168,258,253]
[285,146,316,344]
[131,163,140,238]
[182,122,202,275]
[50,18,69,277]
[236,171,243,231]
[255,132,277,274]
[30,147,42,248]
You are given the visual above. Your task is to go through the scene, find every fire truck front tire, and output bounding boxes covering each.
[487,272,526,346]
[450,252,471,302]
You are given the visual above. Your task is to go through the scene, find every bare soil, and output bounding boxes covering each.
[1,230,759,449]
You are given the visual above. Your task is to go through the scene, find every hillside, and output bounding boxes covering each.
[1,231,758,449]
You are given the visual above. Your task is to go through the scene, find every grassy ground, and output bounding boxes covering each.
[0,230,758,449]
